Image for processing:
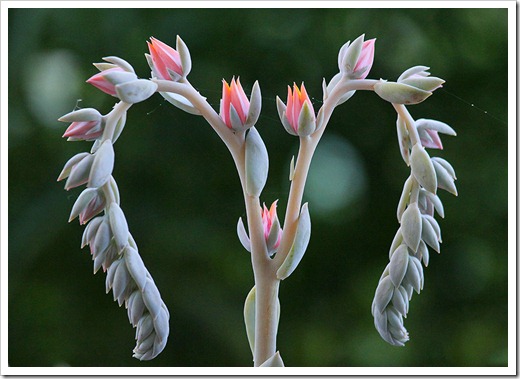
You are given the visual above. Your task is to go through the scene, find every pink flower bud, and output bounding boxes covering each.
[237,200,283,256]
[338,35,376,79]
[63,120,103,141]
[86,67,126,96]
[283,83,316,136]
[420,129,444,150]
[353,39,376,80]
[262,200,282,249]
[220,77,250,130]
[59,108,104,141]
[415,119,456,150]
[69,188,106,224]
[147,37,183,80]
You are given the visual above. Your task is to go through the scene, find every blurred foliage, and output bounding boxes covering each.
[8,7,508,367]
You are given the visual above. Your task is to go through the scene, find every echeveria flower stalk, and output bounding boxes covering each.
[57,33,457,365]
[277,83,316,137]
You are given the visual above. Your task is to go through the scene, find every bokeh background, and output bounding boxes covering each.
[8,7,509,367]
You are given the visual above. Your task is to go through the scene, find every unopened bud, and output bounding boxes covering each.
[400,202,422,252]
[64,154,94,190]
[374,80,432,105]
[410,144,437,194]
[108,202,129,253]
[115,79,158,104]
[88,140,115,188]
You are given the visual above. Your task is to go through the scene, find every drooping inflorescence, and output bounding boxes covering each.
[58,56,169,360]
[370,68,457,345]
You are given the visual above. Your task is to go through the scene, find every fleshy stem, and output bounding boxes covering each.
[274,78,378,266]
[102,101,132,143]
[392,103,420,146]
[99,101,131,207]
[154,78,278,366]
[392,103,421,203]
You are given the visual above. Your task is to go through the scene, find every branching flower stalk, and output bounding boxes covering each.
[58,34,457,366]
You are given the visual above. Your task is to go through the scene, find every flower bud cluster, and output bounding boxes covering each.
[58,100,170,360]
[374,66,444,105]
[57,140,115,191]
[372,111,457,346]
[81,204,170,360]
[87,56,157,104]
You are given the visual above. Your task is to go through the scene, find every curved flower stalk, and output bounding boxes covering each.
[371,94,457,346]
[58,56,169,360]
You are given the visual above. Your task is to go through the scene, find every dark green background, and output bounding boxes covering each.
[8,7,508,367]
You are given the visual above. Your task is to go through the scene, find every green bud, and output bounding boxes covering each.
[432,159,458,196]
[374,80,432,105]
[400,202,422,252]
[410,144,437,194]
[108,202,129,253]
[389,244,409,287]
[421,214,440,253]
[397,176,413,222]
[115,79,158,104]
